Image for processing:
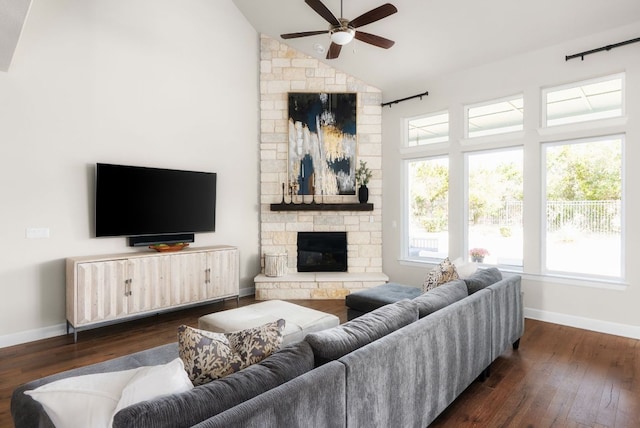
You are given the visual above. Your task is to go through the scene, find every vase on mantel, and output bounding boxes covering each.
[358,185,369,204]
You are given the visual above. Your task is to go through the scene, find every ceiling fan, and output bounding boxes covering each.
[280,0,398,59]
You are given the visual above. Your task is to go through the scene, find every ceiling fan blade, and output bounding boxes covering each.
[281,30,328,39]
[349,3,397,28]
[305,0,340,26]
[326,43,342,59]
[354,31,395,49]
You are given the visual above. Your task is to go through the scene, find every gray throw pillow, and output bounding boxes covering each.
[304,299,418,365]
[413,279,468,318]
[464,267,502,294]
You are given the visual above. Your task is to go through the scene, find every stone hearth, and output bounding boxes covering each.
[254,272,389,300]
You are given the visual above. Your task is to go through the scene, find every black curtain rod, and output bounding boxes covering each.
[565,37,640,61]
[381,91,429,107]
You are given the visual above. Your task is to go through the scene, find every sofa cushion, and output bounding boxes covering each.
[464,267,502,294]
[113,341,315,428]
[23,358,193,428]
[304,299,419,365]
[178,320,285,386]
[423,257,459,292]
[12,342,179,428]
[345,283,422,313]
[413,279,468,318]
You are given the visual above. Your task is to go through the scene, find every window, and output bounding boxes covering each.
[466,148,523,267]
[399,74,627,286]
[466,95,523,138]
[543,74,623,127]
[406,111,449,146]
[406,157,449,260]
[543,135,623,278]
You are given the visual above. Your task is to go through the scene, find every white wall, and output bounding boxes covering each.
[0,0,260,346]
[382,22,640,338]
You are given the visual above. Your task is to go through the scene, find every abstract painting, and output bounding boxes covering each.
[288,92,357,195]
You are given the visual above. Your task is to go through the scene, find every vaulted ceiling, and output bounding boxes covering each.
[2,1,639,102]
[0,0,31,72]
[233,0,640,100]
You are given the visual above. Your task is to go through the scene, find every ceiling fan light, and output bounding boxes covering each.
[330,28,355,45]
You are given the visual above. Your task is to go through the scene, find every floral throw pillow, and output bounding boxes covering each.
[178,320,285,386]
[423,257,459,292]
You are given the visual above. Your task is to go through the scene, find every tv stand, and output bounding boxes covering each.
[66,245,239,342]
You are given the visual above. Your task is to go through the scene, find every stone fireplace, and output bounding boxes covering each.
[254,35,388,299]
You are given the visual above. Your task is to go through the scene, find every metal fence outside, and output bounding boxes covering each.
[482,200,621,234]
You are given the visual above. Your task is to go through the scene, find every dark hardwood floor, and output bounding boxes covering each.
[1,297,638,427]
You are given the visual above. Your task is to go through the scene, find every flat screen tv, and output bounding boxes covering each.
[95,163,216,244]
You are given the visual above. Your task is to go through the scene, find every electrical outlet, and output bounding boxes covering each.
[26,227,50,239]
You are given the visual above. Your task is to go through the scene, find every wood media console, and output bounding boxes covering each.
[66,245,239,341]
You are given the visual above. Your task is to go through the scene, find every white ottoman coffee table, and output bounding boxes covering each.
[198,300,340,346]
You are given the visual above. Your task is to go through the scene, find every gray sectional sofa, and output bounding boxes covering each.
[12,269,523,428]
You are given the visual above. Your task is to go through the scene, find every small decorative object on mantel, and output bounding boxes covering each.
[355,160,372,204]
[149,243,189,252]
[469,247,489,263]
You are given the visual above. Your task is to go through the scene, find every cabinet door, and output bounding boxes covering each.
[75,260,128,325]
[126,256,171,314]
[169,252,208,305]
[207,248,239,298]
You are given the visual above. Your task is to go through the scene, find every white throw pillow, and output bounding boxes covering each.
[25,368,138,428]
[113,357,193,414]
[25,358,193,428]
[452,257,478,279]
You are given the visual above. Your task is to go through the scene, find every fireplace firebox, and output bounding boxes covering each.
[297,232,347,272]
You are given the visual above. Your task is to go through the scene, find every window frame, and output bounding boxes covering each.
[404,109,450,148]
[540,134,625,281]
[464,93,524,139]
[463,146,524,269]
[541,73,625,128]
[397,74,628,288]
[402,154,450,263]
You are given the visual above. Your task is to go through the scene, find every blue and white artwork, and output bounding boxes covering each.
[288,92,357,196]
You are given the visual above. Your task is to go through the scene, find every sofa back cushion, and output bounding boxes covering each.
[413,279,468,318]
[304,299,418,366]
[338,289,493,428]
[463,267,502,294]
[112,341,315,428]
[192,361,347,428]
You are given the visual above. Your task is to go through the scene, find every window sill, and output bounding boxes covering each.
[520,272,628,290]
[398,258,627,290]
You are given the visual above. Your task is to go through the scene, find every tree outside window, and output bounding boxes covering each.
[543,135,622,278]
[467,149,523,266]
[407,157,449,260]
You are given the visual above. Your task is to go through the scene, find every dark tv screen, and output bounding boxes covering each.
[95,163,216,238]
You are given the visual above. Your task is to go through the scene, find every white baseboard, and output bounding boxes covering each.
[0,323,67,349]
[239,286,255,298]
[1,289,258,349]
[525,307,640,340]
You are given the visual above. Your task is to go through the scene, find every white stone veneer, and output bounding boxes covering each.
[258,35,385,299]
